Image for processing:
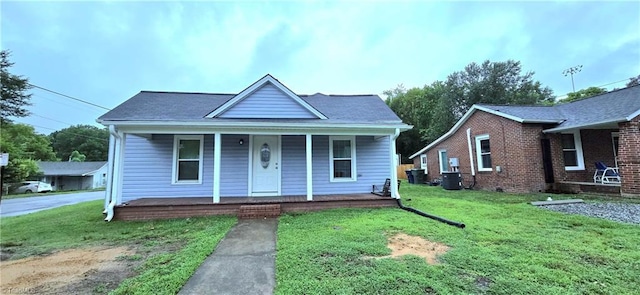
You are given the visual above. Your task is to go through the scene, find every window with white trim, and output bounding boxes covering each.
[438,150,448,173]
[420,154,428,173]
[329,136,356,181]
[561,132,584,170]
[172,135,204,184]
[475,135,492,171]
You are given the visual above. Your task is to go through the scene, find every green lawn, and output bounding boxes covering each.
[276,184,640,294]
[0,200,236,295]
[1,186,638,294]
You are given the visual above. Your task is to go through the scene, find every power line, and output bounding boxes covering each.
[31,93,106,114]
[30,113,78,127]
[556,78,631,98]
[28,83,111,111]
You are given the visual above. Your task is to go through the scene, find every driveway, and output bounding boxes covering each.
[0,191,104,217]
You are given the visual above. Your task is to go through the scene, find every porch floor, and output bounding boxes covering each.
[114,194,398,221]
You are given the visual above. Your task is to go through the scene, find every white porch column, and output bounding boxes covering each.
[389,131,399,199]
[306,134,313,201]
[213,133,221,203]
[116,132,126,204]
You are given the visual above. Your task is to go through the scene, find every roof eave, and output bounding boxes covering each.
[99,120,412,135]
[542,118,628,133]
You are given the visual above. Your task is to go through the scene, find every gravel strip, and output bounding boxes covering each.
[540,202,640,225]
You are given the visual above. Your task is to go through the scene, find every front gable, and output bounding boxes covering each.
[207,75,327,119]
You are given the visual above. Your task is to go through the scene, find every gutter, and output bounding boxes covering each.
[542,118,626,133]
[97,119,412,131]
[104,125,121,222]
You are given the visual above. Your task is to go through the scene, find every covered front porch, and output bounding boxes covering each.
[546,115,639,197]
[113,193,398,221]
[102,126,404,220]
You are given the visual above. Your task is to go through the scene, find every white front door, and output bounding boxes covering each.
[251,135,280,196]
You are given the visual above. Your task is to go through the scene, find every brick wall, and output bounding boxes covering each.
[619,115,640,197]
[417,111,550,193]
[410,111,639,196]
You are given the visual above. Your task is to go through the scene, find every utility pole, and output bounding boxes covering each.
[563,65,583,93]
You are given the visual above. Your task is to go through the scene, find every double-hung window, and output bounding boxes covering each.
[172,135,204,184]
[561,132,584,170]
[475,135,492,171]
[330,136,356,181]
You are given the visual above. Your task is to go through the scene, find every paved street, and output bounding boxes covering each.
[0,191,104,217]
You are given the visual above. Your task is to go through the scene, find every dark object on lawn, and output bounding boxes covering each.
[430,179,441,186]
[372,178,401,197]
[396,198,466,229]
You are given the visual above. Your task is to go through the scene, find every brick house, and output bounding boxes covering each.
[409,85,640,197]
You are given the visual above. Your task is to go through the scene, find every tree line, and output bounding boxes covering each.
[1,50,109,184]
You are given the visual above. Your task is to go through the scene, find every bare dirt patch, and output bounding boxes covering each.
[0,247,136,295]
[367,233,451,265]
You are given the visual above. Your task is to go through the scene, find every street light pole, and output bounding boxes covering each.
[563,65,583,93]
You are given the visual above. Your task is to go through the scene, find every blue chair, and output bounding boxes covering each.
[593,162,621,184]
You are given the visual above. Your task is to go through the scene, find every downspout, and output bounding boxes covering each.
[391,128,401,199]
[391,128,465,229]
[103,131,116,213]
[105,125,121,222]
[466,128,476,189]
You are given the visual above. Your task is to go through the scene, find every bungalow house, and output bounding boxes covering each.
[37,161,108,191]
[409,85,640,197]
[97,74,411,220]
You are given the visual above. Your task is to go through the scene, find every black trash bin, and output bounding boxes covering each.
[405,170,414,184]
[411,169,425,184]
[441,172,462,190]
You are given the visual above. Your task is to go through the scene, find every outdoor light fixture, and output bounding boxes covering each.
[239,139,244,145]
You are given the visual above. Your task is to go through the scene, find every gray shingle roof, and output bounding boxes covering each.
[476,104,565,123]
[479,85,640,130]
[37,161,107,176]
[98,91,404,124]
[552,85,640,130]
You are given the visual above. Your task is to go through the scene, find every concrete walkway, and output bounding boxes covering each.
[179,218,278,295]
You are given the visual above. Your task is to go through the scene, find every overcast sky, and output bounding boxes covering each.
[2,1,639,134]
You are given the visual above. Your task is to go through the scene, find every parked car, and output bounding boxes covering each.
[14,181,52,194]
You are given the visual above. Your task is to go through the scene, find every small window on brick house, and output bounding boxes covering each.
[561,132,584,170]
[475,134,492,171]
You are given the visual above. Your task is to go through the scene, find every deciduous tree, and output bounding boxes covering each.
[0,122,57,183]
[49,125,109,161]
[0,50,31,122]
[557,86,607,103]
[386,60,554,162]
